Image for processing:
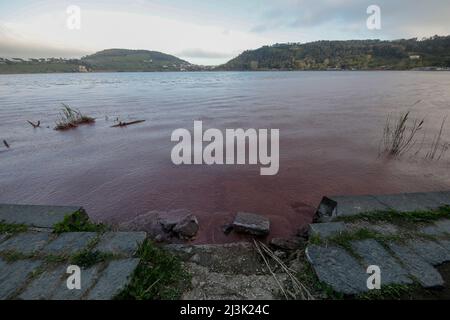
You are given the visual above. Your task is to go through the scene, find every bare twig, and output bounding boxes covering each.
[27,120,40,128]
[253,240,314,300]
[110,120,146,128]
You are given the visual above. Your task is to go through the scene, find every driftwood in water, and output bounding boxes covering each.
[27,120,41,128]
[111,120,146,128]
[3,140,10,148]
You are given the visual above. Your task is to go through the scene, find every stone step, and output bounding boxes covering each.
[0,204,85,229]
[316,191,450,221]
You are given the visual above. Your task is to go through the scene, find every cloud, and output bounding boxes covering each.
[0,24,89,58]
[177,48,232,59]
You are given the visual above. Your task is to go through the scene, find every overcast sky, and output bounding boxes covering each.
[1,0,450,65]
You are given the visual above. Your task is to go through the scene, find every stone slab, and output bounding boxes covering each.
[0,259,42,299]
[94,232,147,256]
[374,192,445,213]
[420,220,450,237]
[42,232,97,255]
[408,240,450,266]
[52,265,101,300]
[316,195,389,220]
[0,204,83,228]
[305,245,368,295]
[308,222,347,238]
[0,232,52,255]
[86,259,140,300]
[232,212,270,236]
[18,268,65,300]
[351,239,412,286]
[388,242,444,288]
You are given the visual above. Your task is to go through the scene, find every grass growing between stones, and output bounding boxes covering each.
[335,206,450,225]
[0,222,28,234]
[357,283,419,300]
[116,239,191,300]
[69,249,116,268]
[53,210,107,234]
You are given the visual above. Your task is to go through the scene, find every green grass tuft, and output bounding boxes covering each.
[0,222,28,234]
[69,250,114,268]
[116,239,191,300]
[53,210,107,234]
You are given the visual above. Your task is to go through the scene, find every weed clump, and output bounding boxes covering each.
[53,210,106,234]
[116,239,191,300]
[55,103,95,130]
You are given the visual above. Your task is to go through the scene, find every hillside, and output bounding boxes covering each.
[80,49,192,72]
[218,36,450,71]
[0,49,198,74]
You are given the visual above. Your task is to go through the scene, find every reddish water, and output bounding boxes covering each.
[1,71,450,243]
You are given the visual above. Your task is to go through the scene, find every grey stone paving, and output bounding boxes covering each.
[352,239,412,285]
[87,259,140,300]
[0,259,43,299]
[0,204,83,228]
[18,268,65,300]
[420,220,450,237]
[42,232,97,255]
[408,239,450,265]
[52,265,101,300]
[94,232,146,256]
[316,195,389,220]
[388,242,444,288]
[0,232,52,255]
[309,222,346,238]
[316,191,450,221]
[305,245,368,295]
[0,205,146,300]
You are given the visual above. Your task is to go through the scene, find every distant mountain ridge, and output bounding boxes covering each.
[218,36,450,71]
[1,37,450,74]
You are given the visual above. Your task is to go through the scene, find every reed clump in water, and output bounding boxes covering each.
[381,111,424,157]
[425,117,449,160]
[54,103,95,131]
[380,111,449,161]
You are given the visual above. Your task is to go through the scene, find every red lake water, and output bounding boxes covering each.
[1,71,450,243]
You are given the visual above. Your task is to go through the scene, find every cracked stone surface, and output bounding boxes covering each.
[0,232,52,255]
[388,242,444,288]
[94,232,147,256]
[306,244,368,295]
[420,220,450,237]
[87,259,140,300]
[42,232,97,255]
[408,240,450,265]
[0,259,43,299]
[351,239,413,286]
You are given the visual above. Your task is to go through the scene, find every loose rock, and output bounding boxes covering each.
[232,212,270,236]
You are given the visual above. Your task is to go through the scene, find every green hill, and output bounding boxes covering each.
[218,36,450,71]
[81,49,192,72]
